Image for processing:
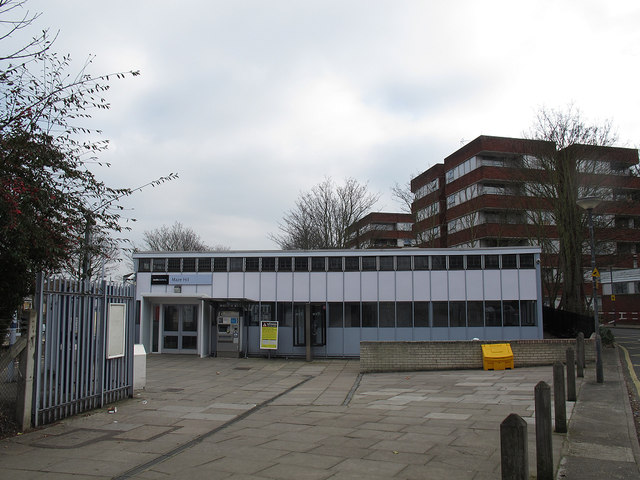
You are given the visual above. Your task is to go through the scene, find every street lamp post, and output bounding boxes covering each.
[577,196,603,383]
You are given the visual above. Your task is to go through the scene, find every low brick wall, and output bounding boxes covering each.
[360,339,596,373]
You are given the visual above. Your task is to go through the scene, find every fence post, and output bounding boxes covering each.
[553,362,567,433]
[576,333,585,378]
[566,348,576,402]
[16,310,37,431]
[535,381,553,480]
[501,413,529,480]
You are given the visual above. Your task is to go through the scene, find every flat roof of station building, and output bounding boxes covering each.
[132,246,542,259]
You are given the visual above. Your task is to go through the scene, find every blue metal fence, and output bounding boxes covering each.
[33,277,135,427]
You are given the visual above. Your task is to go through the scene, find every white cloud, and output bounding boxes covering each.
[15,0,640,262]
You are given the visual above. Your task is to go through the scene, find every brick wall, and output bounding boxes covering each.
[360,339,596,373]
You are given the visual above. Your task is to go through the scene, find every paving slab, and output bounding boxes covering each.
[0,350,638,479]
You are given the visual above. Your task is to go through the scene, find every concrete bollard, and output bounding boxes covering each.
[535,381,553,480]
[553,361,567,433]
[566,348,576,402]
[500,413,529,480]
[576,332,585,378]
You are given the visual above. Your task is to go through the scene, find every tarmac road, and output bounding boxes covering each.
[612,327,640,401]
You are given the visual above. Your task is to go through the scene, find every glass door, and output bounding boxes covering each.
[293,303,326,347]
[162,304,198,353]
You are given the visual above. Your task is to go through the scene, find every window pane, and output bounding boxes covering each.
[432,302,448,327]
[167,258,181,272]
[213,258,228,272]
[396,256,412,271]
[519,254,535,269]
[229,258,243,272]
[277,302,293,327]
[245,257,259,272]
[278,257,292,272]
[328,303,343,327]
[311,257,326,272]
[466,255,482,270]
[414,256,429,270]
[503,300,519,326]
[182,336,197,350]
[182,305,198,331]
[379,302,395,327]
[485,301,502,326]
[502,254,517,269]
[362,302,377,327]
[485,255,500,269]
[379,256,394,271]
[293,304,306,346]
[197,258,211,272]
[345,257,360,271]
[139,258,151,272]
[245,303,259,326]
[467,301,484,327]
[448,256,464,270]
[345,302,360,327]
[328,257,343,271]
[450,301,466,327]
[521,300,537,326]
[397,302,412,327]
[152,258,166,272]
[182,258,196,272]
[163,305,179,331]
[294,257,309,272]
[362,257,376,271]
[414,302,429,327]
[261,303,275,322]
[432,255,447,270]
[261,257,276,272]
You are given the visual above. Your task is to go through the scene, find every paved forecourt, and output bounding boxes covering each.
[1,354,576,479]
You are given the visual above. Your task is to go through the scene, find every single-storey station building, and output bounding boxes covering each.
[132,247,543,358]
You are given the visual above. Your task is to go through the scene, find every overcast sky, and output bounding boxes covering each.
[17,0,640,257]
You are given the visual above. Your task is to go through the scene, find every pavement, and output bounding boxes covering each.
[0,347,639,479]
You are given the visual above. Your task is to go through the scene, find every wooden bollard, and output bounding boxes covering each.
[500,413,528,480]
[576,332,585,378]
[535,381,553,480]
[566,348,576,402]
[553,361,567,433]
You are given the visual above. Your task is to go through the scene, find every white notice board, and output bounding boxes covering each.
[107,303,127,359]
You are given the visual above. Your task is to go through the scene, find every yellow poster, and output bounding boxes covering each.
[260,321,278,350]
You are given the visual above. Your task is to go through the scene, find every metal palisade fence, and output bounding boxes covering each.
[34,276,135,427]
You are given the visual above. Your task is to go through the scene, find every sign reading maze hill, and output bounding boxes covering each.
[260,321,278,350]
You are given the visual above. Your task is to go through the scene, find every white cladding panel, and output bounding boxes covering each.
[244,273,260,301]
[327,272,344,301]
[448,271,466,301]
[396,272,413,301]
[361,272,378,301]
[484,270,501,300]
[501,271,519,299]
[228,273,244,298]
[431,272,448,300]
[519,270,538,300]
[378,272,396,301]
[212,273,228,298]
[344,272,361,301]
[466,271,484,300]
[310,273,327,302]
[412,271,430,301]
[276,273,293,301]
[260,273,276,301]
[293,273,310,301]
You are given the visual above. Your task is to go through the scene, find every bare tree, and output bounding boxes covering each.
[391,176,416,214]
[142,222,217,252]
[521,105,619,313]
[271,177,380,249]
